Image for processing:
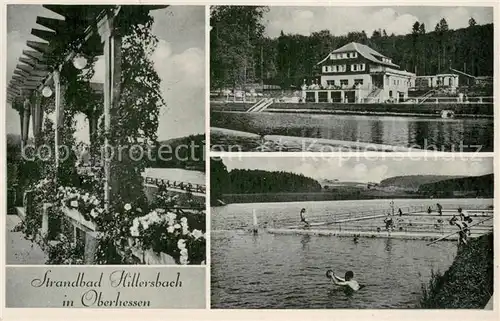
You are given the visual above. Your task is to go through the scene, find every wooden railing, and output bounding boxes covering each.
[143,176,206,196]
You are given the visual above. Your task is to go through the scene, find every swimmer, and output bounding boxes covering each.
[326,270,360,291]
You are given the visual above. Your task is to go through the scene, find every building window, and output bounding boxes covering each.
[327,80,335,86]
[354,79,364,86]
[360,64,365,71]
[340,79,349,86]
[352,64,357,71]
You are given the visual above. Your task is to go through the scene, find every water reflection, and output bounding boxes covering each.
[211,112,493,152]
[301,234,311,250]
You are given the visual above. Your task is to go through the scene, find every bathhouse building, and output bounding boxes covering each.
[305,42,416,103]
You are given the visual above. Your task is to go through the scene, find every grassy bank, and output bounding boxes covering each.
[420,232,493,309]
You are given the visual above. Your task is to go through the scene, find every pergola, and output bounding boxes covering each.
[7,5,168,206]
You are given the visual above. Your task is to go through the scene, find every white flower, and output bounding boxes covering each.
[182,227,190,235]
[174,224,181,230]
[149,211,161,223]
[157,208,166,214]
[179,256,189,265]
[90,209,97,218]
[70,200,78,208]
[177,239,186,250]
[130,226,140,237]
[142,221,150,230]
[192,229,203,240]
[132,217,140,227]
[180,217,188,224]
[124,203,132,211]
[166,212,177,221]
[93,199,100,206]
[167,226,175,233]
[82,194,89,202]
[180,248,188,256]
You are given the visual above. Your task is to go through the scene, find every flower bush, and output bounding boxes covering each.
[129,207,206,265]
[57,186,105,222]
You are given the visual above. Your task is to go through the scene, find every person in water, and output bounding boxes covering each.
[326,270,360,291]
[300,208,310,227]
[398,208,403,216]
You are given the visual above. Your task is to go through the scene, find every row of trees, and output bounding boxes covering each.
[210,6,494,89]
[210,158,322,204]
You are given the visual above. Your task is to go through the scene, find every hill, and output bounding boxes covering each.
[153,134,205,172]
[418,174,493,197]
[379,175,464,189]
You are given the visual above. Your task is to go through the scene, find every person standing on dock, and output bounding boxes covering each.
[300,208,310,228]
[437,203,443,216]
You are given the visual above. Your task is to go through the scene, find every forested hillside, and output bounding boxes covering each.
[211,6,494,89]
[418,174,493,197]
[379,175,464,189]
[210,157,322,203]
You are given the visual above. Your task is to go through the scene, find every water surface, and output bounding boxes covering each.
[211,198,492,308]
[211,112,493,152]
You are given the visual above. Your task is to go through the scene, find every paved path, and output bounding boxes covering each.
[6,214,47,264]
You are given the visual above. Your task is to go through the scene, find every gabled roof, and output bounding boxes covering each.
[317,42,400,68]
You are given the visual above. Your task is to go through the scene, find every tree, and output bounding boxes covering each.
[412,21,420,34]
[469,17,477,27]
[382,29,388,37]
[419,23,426,34]
[372,29,382,39]
[210,6,269,90]
[439,18,449,32]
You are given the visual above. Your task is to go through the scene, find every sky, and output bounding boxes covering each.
[221,156,493,183]
[6,5,205,142]
[263,6,494,37]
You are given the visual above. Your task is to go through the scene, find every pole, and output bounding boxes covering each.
[252,209,258,234]
[426,216,493,246]
[260,46,264,90]
[53,70,61,169]
[99,7,122,210]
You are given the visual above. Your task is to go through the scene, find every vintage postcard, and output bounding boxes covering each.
[1,1,498,320]
[209,5,494,153]
[4,4,206,309]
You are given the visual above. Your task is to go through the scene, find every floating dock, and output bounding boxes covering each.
[266,210,493,241]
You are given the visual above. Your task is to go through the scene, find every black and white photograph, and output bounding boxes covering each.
[211,156,494,308]
[6,5,206,266]
[210,6,494,152]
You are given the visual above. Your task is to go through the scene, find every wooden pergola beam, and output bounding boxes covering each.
[31,28,57,42]
[26,41,50,54]
[35,16,66,33]
[23,50,45,62]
